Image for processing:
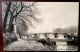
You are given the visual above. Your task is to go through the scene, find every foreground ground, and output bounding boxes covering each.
[4,39,51,51]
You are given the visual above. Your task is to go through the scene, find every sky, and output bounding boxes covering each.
[28,2,79,33]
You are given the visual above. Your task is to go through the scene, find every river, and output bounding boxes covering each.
[45,34,78,51]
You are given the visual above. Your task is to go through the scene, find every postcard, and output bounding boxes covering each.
[1,1,79,51]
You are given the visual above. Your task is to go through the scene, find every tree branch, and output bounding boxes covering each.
[13,2,24,18]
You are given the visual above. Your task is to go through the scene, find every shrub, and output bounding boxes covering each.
[9,32,17,42]
[3,35,11,45]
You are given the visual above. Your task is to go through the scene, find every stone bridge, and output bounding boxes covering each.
[21,33,78,42]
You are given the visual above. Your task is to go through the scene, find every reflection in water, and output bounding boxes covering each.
[56,34,68,51]
[50,44,78,51]
[55,34,77,51]
[56,44,68,51]
[48,44,78,51]
[56,42,68,51]
[67,45,78,51]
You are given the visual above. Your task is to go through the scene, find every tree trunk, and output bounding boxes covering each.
[3,2,11,33]
[7,16,14,33]
[13,18,20,40]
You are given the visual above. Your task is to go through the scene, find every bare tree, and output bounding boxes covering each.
[3,2,41,39]
[3,2,11,33]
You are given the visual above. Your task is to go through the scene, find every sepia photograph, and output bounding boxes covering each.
[2,2,78,51]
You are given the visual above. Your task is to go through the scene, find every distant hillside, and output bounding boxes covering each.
[53,26,78,33]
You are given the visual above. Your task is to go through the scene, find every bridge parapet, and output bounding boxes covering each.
[21,32,78,41]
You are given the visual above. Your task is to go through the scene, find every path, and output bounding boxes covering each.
[4,39,51,51]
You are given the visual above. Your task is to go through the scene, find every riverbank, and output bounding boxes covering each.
[4,39,51,51]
